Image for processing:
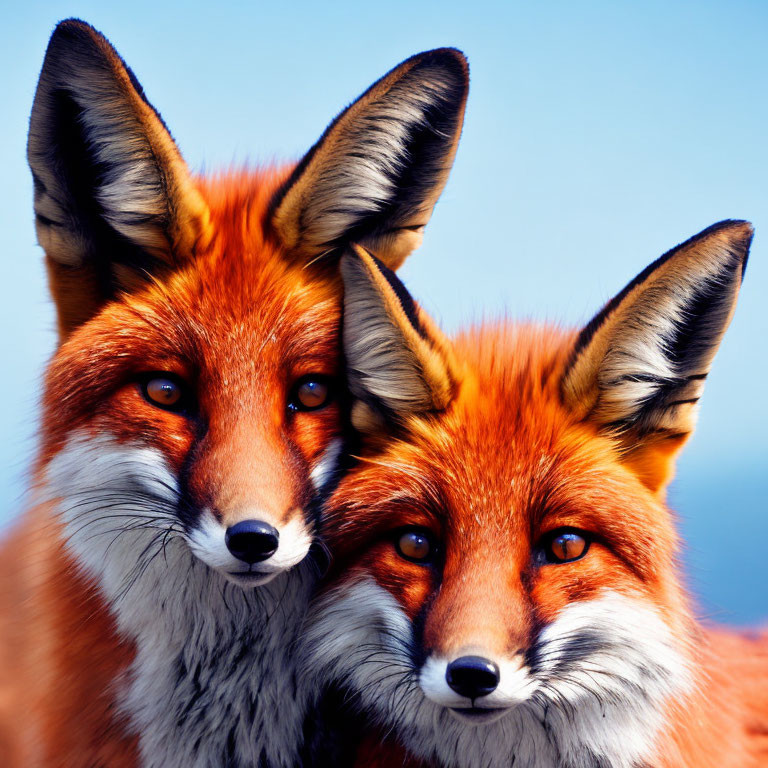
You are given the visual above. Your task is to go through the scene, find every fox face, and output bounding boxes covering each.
[306,223,752,768]
[28,20,468,599]
[40,223,344,589]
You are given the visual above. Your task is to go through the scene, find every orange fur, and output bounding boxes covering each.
[323,325,768,767]
[5,19,469,765]
[313,225,766,767]
[1,169,344,766]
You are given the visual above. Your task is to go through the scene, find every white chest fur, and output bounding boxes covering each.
[45,434,316,768]
[125,563,313,768]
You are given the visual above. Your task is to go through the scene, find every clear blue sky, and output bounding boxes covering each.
[2,0,766,623]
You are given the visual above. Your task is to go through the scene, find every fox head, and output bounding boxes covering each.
[306,222,752,768]
[29,20,468,597]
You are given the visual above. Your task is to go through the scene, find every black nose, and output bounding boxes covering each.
[446,656,500,699]
[225,520,279,564]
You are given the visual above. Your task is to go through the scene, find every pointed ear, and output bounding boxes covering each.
[270,48,469,271]
[340,245,458,433]
[562,220,752,493]
[28,19,210,337]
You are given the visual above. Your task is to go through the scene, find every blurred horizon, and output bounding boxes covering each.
[1,0,766,624]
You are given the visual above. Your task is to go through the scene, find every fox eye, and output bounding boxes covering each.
[395,529,435,564]
[544,530,590,563]
[288,375,335,413]
[140,374,189,413]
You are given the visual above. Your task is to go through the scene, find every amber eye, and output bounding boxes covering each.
[545,530,590,563]
[288,376,334,413]
[395,529,435,564]
[140,374,188,413]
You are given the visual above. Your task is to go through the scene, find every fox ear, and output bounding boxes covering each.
[270,48,469,271]
[28,19,209,337]
[340,245,457,433]
[562,220,752,493]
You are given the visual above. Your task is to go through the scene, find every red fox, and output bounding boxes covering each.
[304,223,768,768]
[0,19,468,767]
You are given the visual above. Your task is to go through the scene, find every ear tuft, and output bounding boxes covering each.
[341,245,457,428]
[28,19,208,335]
[271,48,469,270]
[562,219,752,491]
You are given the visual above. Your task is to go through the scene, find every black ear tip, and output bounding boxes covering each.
[55,17,94,29]
[711,219,753,279]
[733,219,754,248]
[414,47,470,84]
[52,17,100,39]
[423,47,469,67]
[705,218,753,241]
[733,220,754,279]
[679,219,753,274]
[48,18,111,56]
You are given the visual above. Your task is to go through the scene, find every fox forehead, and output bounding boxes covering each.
[53,171,340,361]
[170,169,343,368]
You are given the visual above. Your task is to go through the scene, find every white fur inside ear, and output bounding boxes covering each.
[83,101,169,253]
[280,61,463,257]
[30,54,171,262]
[341,252,437,413]
[564,225,749,437]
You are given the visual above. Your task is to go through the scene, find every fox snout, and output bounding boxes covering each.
[420,648,533,723]
[182,418,330,587]
[188,509,313,587]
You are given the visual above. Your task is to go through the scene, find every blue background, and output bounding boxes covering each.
[1,0,766,623]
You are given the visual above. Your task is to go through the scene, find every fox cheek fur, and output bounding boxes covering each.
[0,18,469,768]
[304,224,767,768]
